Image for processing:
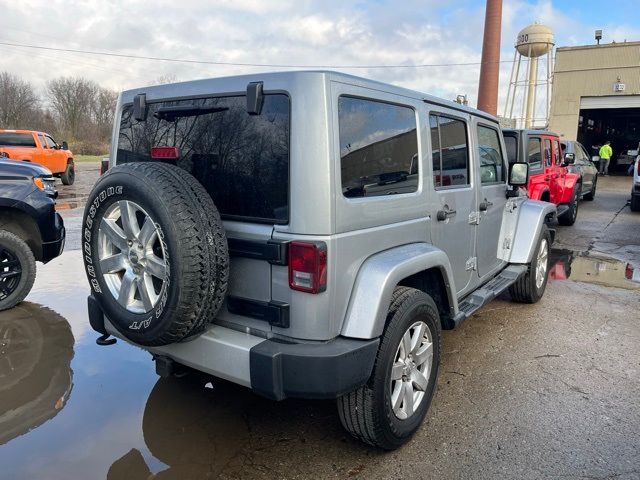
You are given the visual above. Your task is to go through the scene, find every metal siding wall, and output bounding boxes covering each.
[548,42,640,140]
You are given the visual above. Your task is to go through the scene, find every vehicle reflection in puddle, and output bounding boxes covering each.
[549,249,640,289]
[106,377,251,479]
[0,303,74,445]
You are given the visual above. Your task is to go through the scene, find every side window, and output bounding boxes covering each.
[543,139,552,167]
[527,138,542,170]
[338,96,418,198]
[553,140,561,166]
[504,135,518,164]
[476,125,505,184]
[429,114,469,188]
[38,134,48,149]
[45,136,57,149]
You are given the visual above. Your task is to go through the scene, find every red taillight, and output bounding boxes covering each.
[288,241,327,294]
[150,146,180,160]
[637,159,640,176]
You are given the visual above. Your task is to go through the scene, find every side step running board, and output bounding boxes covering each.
[452,265,528,327]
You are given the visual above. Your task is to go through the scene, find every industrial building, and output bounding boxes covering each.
[548,40,640,171]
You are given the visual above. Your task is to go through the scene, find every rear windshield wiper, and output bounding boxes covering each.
[154,105,229,121]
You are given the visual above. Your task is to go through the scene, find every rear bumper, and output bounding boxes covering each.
[88,295,379,401]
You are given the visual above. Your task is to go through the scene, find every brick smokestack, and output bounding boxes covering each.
[477,0,502,115]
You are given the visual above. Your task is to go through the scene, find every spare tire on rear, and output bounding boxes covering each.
[82,162,229,346]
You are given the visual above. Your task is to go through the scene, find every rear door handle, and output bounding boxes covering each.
[436,208,457,221]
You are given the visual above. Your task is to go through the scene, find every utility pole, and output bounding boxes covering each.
[477,0,502,115]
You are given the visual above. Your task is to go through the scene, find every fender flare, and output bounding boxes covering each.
[529,184,549,201]
[562,173,580,200]
[500,199,556,264]
[340,243,457,340]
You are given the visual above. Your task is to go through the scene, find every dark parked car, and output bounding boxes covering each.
[561,140,598,200]
[0,157,65,310]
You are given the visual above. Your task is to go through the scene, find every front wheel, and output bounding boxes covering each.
[61,163,75,185]
[0,230,36,311]
[337,287,441,450]
[509,226,551,303]
[558,184,580,226]
[583,178,596,201]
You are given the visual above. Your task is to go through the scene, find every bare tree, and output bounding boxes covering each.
[93,87,118,137]
[0,72,40,128]
[47,77,98,139]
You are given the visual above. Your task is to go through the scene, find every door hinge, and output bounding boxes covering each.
[465,257,477,271]
[503,237,512,250]
[469,211,481,225]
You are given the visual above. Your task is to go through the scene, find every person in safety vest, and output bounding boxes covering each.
[599,141,613,176]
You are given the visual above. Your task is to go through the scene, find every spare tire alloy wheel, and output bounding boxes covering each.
[99,200,167,314]
[84,163,229,346]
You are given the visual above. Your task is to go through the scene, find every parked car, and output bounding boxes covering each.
[631,156,640,212]
[0,158,65,310]
[503,129,581,225]
[83,71,555,450]
[561,140,598,200]
[616,144,639,173]
[0,130,75,185]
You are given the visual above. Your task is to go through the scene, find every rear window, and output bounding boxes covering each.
[117,94,290,224]
[0,133,36,147]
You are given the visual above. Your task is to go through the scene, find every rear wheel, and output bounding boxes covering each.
[61,163,75,185]
[583,177,596,201]
[509,226,550,303]
[631,194,640,212]
[558,184,580,226]
[0,230,36,311]
[338,287,441,450]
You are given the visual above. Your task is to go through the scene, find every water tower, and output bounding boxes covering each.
[503,23,554,128]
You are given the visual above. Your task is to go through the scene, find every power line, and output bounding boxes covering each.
[0,40,515,69]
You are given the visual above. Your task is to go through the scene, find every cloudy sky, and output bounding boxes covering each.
[2,0,639,112]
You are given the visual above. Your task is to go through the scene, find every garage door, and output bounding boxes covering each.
[580,95,640,109]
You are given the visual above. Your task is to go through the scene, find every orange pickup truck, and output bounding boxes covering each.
[0,130,75,185]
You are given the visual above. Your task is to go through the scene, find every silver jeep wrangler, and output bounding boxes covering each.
[84,71,555,450]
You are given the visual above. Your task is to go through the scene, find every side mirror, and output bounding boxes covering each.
[509,162,529,186]
[246,81,264,115]
[564,153,575,165]
[133,93,148,121]
[61,141,69,150]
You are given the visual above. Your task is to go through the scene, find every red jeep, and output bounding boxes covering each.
[503,129,581,225]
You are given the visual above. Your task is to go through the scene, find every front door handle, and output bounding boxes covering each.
[479,199,494,211]
[436,207,457,221]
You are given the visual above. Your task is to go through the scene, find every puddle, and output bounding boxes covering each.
[549,249,640,290]
[0,303,74,445]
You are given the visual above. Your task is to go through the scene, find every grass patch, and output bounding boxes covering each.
[74,154,107,163]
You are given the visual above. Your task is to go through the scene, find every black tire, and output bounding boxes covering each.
[0,230,36,311]
[558,184,580,226]
[509,226,551,303]
[583,177,596,201]
[631,194,640,212]
[82,163,229,346]
[61,162,75,185]
[337,287,441,450]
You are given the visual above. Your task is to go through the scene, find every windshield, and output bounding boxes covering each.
[117,94,290,223]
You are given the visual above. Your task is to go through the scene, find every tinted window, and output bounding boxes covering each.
[38,134,48,149]
[527,138,542,169]
[0,133,36,147]
[430,114,469,188]
[338,96,418,198]
[553,141,561,166]
[477,125,505,184]
[117,94,290,223]
[504,135,517,163]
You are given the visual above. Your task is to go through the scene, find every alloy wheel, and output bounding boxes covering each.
[98,200,168,314]
[390,320,434,420]
[0,247,22,301]
[535,238,549,289]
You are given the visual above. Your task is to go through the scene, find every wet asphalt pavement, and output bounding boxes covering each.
[1,165,639,479]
